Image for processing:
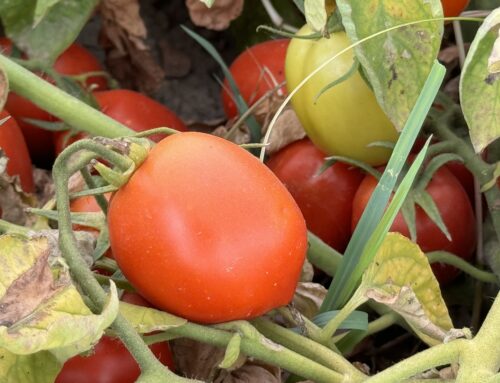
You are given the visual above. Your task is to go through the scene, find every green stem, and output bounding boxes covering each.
[94,273,135,292]
[80,167,109,214]
[307,232,343,276]
[53,140,194,383]
[427,251,498,284]
[0,219,31,235]
[0,54,133,138]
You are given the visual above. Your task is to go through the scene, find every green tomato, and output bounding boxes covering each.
[285,25,399,166]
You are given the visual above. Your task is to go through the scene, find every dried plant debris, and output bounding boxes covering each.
[186,0,244,31]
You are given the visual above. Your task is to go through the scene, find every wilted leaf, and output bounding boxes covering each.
[361,233,453,345]
[0,348,61,383]
[336,0,443,131]
[119,301,186,333]
[460,8,500,153]
[0,235,119,360]
[186,0,244,31]
[292,282,326,319]
[0,0,96,64]
[100,0,165,93]
[214,361,280,383]
[265,108,306,155]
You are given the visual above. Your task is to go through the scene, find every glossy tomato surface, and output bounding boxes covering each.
[267,138,364,252]
[352,166,476,284]
[108,132,307,323]
[286,26,398,165]
[442,0,469,17]
[0,110,34,193]
[222,39,289,119]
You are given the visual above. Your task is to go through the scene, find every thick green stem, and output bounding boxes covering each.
[0,219,31,235]
[0,54,133,138]
[252,317,366,382]
[307,232,343,276]
[53,140,194,383]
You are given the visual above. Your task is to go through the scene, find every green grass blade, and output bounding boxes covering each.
[181,26,262,143]
[320,61,446,312]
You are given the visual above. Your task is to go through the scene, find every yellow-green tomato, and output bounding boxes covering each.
[285,25,399,166]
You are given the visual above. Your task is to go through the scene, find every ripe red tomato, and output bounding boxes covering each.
[221,39,290,119]
[352,165,476,284]
[442,0,469,17]
[55,293,174,383]
[267,138,364,252]
[108,132,307,323]
[54,89,188,154]
[1,38,107,166]
[0,110,34,193]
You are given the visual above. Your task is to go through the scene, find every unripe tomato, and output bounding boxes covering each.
[108,132,307,323]
[285,25,398,166]
[221,39,290,119]
[54,89,188,154]
[55,293,174,383]
[0,110,34,193]
[442,0,469,17]
[267,138,364,252]
[352,165,476,285]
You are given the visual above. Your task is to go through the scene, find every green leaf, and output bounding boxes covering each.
[414,189,452,241]
[313,310,368,330]
[33,0,62,26]
[460,7,500,153]
[0,235,119,360]
[0,0,98,64]
[0,348,61,383]
[361,233,453,345]
[119,301,186,334]
[336,0,443,131]
[218,333,242,369]
[305,0,328,32]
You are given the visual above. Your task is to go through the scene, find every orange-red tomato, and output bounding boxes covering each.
[0,110,34,193]
[221,39,290,119]
[108,132,307,323]
[267,138,364,252]
[442,0,469,17]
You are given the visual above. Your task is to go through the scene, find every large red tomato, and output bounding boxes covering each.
[54,89,188,154]
[1,38,107,166]
[267,138,364,252]
[108,132,307,323]
[442,0,469,17]
[352,165,476,284]
[55,293,174,383]
[221,39,290,119]
[0,110,34,193]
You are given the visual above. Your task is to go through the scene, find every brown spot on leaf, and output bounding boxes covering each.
[485,73,500,86]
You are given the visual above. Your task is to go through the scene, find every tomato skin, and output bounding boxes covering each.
[108,132,307,323]
[285,26,398,166]
[54,89,188,154]
[352,166,476,284]
[0,110,34,193]
[442,0,469,17]
[267,138,364,252]
[222,39,290,119]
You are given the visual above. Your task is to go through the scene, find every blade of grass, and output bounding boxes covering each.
[181,26,262,144]
[320,61,446,312]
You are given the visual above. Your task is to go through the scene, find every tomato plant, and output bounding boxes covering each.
[221,39,289,119]
[267,138,364,253]
[107,132,307,323]
[55,293,174,383]
[442,0,469,17]
[54,89,187,154]
[285,26,398,166]
[352,165,476,284]
[0,38,107,166]
[0,110,34,193]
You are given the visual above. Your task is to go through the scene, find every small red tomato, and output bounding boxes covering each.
[352,165,476,284]
[0,110,34,193]
[442,0,469,18]
[267,138,364,252]
[54,89,188,154]
[108,132,307,323]
[221,39,290,119]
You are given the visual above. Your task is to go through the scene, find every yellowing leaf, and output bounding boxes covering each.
[0,348,61,383]
[0,235,119,361]
[361,233,453,345]
[305,0,328,33]
[119,301,186,334]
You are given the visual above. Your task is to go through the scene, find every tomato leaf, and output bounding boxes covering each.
[119,301,186,334]
[304,0,328,32]
[0,0,97,64]
[33,0,63,26]
[361,233,454,345]
[219,333,242,369]
[0,235,119,360]
[335,0,443,131]
[460,7,500,153]
[0,348,61,383]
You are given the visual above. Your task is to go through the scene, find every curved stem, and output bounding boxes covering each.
[427,251,498,284]
[307,232,343,276]
[80,167,109,214]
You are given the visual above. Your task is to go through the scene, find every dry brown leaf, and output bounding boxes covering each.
[292,282,327,319]
[100,0,165,93]
[265,108,306,155]
[186,0,244,31]
[214,361,280,383]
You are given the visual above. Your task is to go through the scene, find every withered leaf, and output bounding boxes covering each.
[186,0,244,31]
